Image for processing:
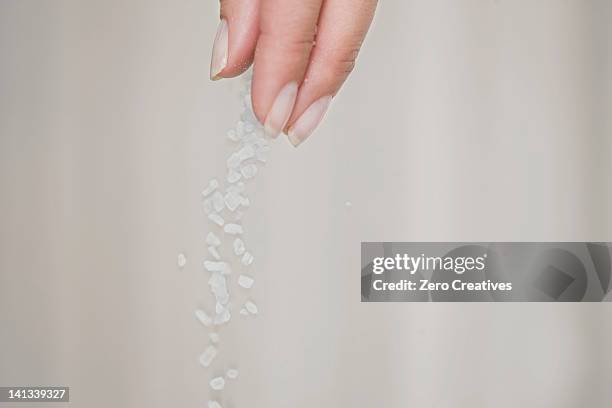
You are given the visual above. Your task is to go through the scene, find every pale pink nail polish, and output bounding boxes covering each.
[287,96,332,147]
[264,82,299,138]
[210,19,228,80]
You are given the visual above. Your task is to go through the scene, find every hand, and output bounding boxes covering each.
[210,0,378,146]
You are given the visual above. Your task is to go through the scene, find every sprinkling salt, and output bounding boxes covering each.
[200,345,218,367]
[208,246,221,260]
[224,223,243,235]
[345,201,353,207]
[209,376,225,391]
[233,238,246,256]
[241,197,250,208]
[241,252,254,266]
[226,368,239,379]
[238,274,254,289]
[202,179,219,197]
[209,332,220,343]
[206,232,221,247]
[177,253,187,268]
[208,213,225,226]
[208,401,222,408]
[239,308,248,316]
[245,300,258,315]
[195,309,212,327]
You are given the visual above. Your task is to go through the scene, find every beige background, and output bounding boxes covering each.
[1,1,611,407]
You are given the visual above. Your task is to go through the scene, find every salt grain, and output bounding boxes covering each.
[214,308,231,325]
[233,238,245,256]
[209,376,225,391]
[199,345,218,367]
[238,145,255,161]
[212,192,225,212]
[206,232,221,247]
[208,401,222,408]
[227,169,241,184]
[202,179,219,197]
[241,252,254,266]
[238,274,254,289]
[224,191,243,212]
[204,261,231,275]
[208,213,225,226]
[209,332,220,343]
[227,128,239,142]
[239,308,248,316]
[240,163,258,179]
[227,153,241,169]
[245,300,258,315]
[226,368,239,379]
[208,246,221,260]
[195,309,212,327]
[177,253,187,268]
[224,223,243,235]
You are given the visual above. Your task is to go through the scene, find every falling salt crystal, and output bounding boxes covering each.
[204,198,214,214]
[227,153,241,169]
[208,401,222,408]
[208,246,221,260]
[209,332,220,343]
[227,128,239,142]
[241,197,250,208]
[345,201,353,207]
[208,213,225,226]
[236,121,245,137]
[224,191,243,212]
[233,238,246,256]
[195,309,212,327]
[226,368,239,379]
[204,261,231,274]
[227,169,241,183]
[212,192,225,212]
[245,300,258,315]
[238,145,255,161]
[177,253,187,268]
[209,376,225,391]
[224,223,243,235]
[240,163,258,179]
[214,308,231,325]
[238,274,254,289]
[215,302,226,314]
[199,345,218,367]
[202,179,219,197]
[206,232,221,247]
[245,122,255,132]
[241,252,254,266]
[239,308,248,316]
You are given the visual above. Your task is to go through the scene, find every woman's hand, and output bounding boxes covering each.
[210,0,378,146]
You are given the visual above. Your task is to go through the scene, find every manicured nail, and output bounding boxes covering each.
[264,82,299,138]
[287,96,332,147]
[210,19,228,80]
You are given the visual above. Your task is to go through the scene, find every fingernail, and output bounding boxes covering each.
[210,19,228,80]
[264,82,299,138]
[287,96,332,147]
